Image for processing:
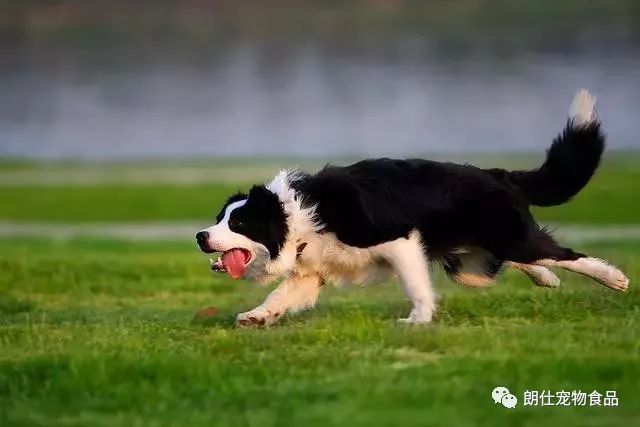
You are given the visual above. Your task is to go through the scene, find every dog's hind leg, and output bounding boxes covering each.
[444,249,560,288]
[535,257,629,292]
[236,274,323,327]
[444,248,502,288]
[503,228,629,292]
[508,262,560,288]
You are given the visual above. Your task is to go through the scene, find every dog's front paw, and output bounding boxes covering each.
[236,308,281,327]
[397,307,433,325]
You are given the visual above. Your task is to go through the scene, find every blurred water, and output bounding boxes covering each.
[2,30,640,159]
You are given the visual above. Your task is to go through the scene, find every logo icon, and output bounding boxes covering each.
[492,386,518,409]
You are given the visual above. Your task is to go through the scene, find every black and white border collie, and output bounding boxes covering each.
[196,90,629,326]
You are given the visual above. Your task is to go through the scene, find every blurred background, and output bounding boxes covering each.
[2,0,640,160]
[2,4,640,426]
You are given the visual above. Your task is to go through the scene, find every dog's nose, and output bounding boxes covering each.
[196,231,209,244]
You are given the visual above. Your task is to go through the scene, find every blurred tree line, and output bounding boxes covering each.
[1,0,639,44]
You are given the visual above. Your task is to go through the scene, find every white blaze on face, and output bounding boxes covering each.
[200,200,249,251]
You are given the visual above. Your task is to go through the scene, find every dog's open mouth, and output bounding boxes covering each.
[210,248,252,279]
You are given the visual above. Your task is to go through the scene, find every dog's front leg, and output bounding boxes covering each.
[374,231,436,324]
[236,274,322,327]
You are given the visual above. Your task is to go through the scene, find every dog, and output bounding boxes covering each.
[196,90,629,326]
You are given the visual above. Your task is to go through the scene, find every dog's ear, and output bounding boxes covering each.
[246,185,289,258]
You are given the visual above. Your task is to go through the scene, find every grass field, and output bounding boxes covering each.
[0,157,639,426]
[1,154,638,224]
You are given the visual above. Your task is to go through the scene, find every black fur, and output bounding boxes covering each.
[288,120,602,271]
[506,121,605,206]
[291,158,547,261]
[218,117,602,278]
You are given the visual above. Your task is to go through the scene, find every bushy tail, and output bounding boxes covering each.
[508,90,605,207]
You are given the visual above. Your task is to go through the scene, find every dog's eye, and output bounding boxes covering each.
[228,219,244,228]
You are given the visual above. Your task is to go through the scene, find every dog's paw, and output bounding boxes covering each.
[236,308,281,327]
[530,266,561,288]
[397,307,433,325]
[577,257,630,292]
[601,267,630,292]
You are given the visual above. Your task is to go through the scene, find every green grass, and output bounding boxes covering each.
[0,155,638,425]
[0,155,639,224]
[0,185,240,223]
[0,237,638,426]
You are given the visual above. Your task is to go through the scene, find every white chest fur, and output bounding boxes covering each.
[295,232,395,286]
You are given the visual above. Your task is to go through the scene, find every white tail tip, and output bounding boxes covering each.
[569,89,597,129]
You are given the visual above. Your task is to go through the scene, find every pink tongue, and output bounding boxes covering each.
[221,249,248,279]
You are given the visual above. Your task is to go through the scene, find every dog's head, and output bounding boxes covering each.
[196,171,318,283]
